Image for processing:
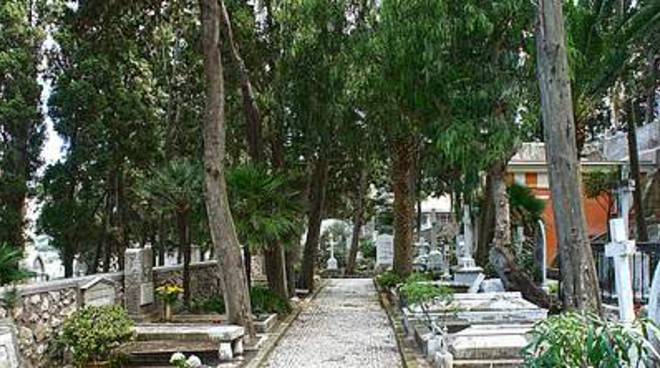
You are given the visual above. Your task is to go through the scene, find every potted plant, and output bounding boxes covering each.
[156,284,184,321]
[59,305,134,367]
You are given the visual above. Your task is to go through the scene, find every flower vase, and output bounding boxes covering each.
[164,302,173,322]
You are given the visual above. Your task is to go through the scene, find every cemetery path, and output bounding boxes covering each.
[262,278,402,368]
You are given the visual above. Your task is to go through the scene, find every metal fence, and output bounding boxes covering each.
[591,241,660,304]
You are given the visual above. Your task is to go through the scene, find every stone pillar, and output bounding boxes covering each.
[124,246,156,319]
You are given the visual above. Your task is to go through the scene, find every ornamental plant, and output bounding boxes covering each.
[156,284,184,304]
[523,312,660,367]
[170,352,203,368]
[59,305,134,366]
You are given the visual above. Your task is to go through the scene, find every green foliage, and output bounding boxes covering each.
[227,165,303,251]
[250,285,292,315]
[359,239,376,260]
[0,0,46,248]
[137,159,202,216]
[400,274,452,307]
[191,286,291,316]
[509,183,546,223]
[523,312,660,367]
[0,242,34,286]
[376,271,403,290]
[58,305,134,365]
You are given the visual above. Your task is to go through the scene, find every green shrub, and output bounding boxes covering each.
[250,285,292,315]
[191,286,291,316]
[376,271,402,289]
[191,295,225,314]
[523,312,660,367]
[359,239,376,259]
[59,305,134,365]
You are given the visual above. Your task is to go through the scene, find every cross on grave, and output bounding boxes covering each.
[326,237,338,271]
[605,218,636,324]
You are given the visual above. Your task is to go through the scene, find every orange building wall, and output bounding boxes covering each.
[528,179,611,266]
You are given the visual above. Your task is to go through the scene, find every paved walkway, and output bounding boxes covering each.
[263,278,402,368]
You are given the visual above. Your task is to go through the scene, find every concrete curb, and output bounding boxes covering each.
[375,279,426,368]
[244,280,328,368]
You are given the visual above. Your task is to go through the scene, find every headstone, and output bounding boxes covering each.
[427,249,444,272]
[430,209,438,248]
[80,277,116,307]
[480,278,505,293]
[605,218,636,324]
[467,273,486,293]
[124,246,155,318]
[413,254,429,272]
[454,209,483,285]
[375,234,394,269]
[0,319,20,368]
[191,245,202,263]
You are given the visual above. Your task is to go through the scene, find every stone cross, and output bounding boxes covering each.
[605,218,636,324]
[616,179,634,235]
[326,237,338,271]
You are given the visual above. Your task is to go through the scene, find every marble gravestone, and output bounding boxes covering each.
[0,319,20,368]
[375,234,394,269]
[80,277,116,307]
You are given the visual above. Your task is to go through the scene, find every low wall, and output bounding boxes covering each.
[0,260,219,368]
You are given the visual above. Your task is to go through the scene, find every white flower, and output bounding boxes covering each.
[170,352,186,363]
[185,355,202,367]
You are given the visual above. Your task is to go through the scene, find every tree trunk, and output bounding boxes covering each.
[200,0,255,336]
[346,168,367,275]
[299,156,329,291]
[645,48,657,125]
[476,173,495,267]
[392,136,416,278]
[627,100,648,241]
[487,162,554,309]
[535,0,602,313]
[264,244,288,298]
[220,0,262,162]
[178,210,192,307]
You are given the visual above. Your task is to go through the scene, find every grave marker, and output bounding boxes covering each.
[605,218,636,323]
[80,277,116,307]
[375,234,394,269]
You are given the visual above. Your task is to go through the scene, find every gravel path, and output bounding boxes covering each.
[262,278,402,368]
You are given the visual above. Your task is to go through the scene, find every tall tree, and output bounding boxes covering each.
[0,0,45,249]
[200,0,254,336]
[536,0,601,312]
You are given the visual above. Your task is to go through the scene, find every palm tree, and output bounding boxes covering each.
[566,0,660,152]
[0,243,34,286]
[227,164,303,299]
[138,159,202,307]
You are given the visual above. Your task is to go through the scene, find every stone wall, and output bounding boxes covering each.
[153,261,222,302]
[0,259,220,367]
[0,272,123,367]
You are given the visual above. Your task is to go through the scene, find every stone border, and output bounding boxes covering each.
[375,279,430,368]
[244,280,328,368]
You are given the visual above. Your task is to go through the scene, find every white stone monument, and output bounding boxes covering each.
[454,206,483,285]
[375,233,394,269]
[326,238,338,271]
[605,218,636,324]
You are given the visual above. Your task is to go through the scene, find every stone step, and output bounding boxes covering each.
[453,358,523,368]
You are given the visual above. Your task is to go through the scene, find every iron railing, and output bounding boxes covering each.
[591,241,660,304]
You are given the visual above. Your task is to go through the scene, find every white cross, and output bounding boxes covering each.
[605,218,636,324]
